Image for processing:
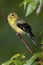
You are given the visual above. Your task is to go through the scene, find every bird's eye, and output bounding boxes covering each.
[12,14,14,16]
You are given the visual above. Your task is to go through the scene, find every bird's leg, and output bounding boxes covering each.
[16,32,33,55]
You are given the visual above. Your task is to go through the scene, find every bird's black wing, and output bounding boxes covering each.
[16,23,32,33]
[16,22,35,37]
[16,20,36,44]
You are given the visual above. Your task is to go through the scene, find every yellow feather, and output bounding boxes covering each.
[8,16,25,34]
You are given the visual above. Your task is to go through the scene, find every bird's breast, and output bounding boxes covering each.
[11,23,25,34]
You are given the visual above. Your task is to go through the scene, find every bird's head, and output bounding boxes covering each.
[7,12,19,24]
[7,12,18,21]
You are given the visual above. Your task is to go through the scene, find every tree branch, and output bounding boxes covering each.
[16,33,33,55]
[0,10,7,20]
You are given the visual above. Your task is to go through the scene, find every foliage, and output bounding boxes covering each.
[20,0,43,16]
[2,52,43,65]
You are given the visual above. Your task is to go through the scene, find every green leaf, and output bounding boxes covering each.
[20,0,32,6]
[11,54,25,60]
[14,60,23,65]
[19,0,33,10]
[11,54,21,60]
[23,52,43,65]
[2,60,14,65]
[26,0,39,16]
[2,54,25,65]
[2,60,23,65]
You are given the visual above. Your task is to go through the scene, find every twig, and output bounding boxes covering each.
[0,10,7,20]
[16,33,33,55]
[0,10,33,55]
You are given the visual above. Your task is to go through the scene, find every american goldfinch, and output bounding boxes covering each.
[7,12,36,44]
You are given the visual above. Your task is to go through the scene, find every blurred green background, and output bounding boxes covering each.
[0,0,43,64]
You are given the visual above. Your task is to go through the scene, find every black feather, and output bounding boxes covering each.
[16,20,36,44]
[17,23,31,33]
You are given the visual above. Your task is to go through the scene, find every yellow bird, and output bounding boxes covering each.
[7,12,36,44]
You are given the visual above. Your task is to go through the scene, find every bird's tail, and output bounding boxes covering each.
[27,32,36,45]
